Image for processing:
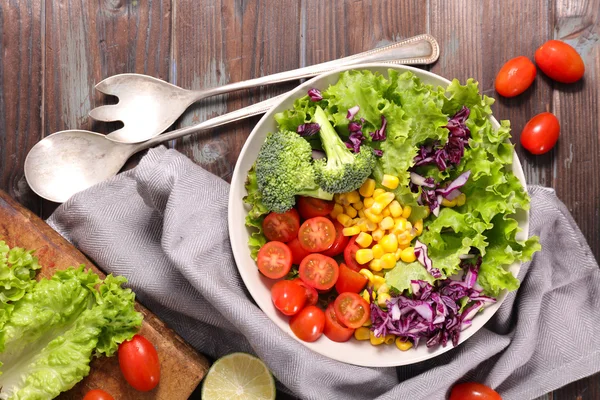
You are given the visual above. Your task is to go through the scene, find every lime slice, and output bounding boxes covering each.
[201,352,276,400]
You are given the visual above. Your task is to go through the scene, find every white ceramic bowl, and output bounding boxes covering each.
[228,64,528,367]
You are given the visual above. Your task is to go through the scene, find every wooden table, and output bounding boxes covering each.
[1,1,598,399]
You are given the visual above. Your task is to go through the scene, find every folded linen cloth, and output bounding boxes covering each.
[47,147,600,400]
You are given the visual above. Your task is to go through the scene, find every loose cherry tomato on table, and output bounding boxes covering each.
[520,112,560,155]
[83,389,114,400]
[449,382,502,400]
[287,237,311,265]
[289,305,325,342]
[321,220,350,257]
[118,335,161,392]
[333,292,370,329]
[296,196,335,219]
[343,236,363,272]
[535,40,585,83]
[323,303,355,342]
[494,56,537,97]
[271,280,307,315]
[335,263,368,294]
[299,253,340,291]
[262,209,300,242]
[298,217,336,252]
[291,278,319,306]
[256,241,293,279]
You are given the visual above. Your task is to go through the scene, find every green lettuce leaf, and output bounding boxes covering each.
[243,164,269,260]
[385,261,435,293]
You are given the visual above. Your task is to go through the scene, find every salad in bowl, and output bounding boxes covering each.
[228,64,540,366]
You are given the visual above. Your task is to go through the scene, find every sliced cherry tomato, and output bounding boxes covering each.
[494,56,536,97]
[449,382,502,400]
[271,280,306,316]
[287,237,311,265]
[335,263,368,294]
[298,217,336,252]
[333,292,370,329]
[118,335,160,392]
[292,278,319,306]
[256,241,292,279]
[321,220,350,257]
[83,390,115,400]
[299,253,339,291]
[535,40,585,83]
[297,196,335,219]
[520,112,560,155]
[343,236,362,272]
[324,303,355,342]
[262,209,300,243]
[289,305,325,342]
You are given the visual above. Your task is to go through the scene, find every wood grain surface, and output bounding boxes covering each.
[1,0,599,399]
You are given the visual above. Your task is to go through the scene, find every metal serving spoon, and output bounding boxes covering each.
[90,34,439,144]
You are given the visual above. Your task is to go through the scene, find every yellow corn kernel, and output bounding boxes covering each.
[359,269,374,280]
[423,206,431,218]
[372,244,384,259]
[379,216,395,231]
[379,234,398,253]
[373,188,386,198]
[369,259,383,272]
[372,270,385,277]
[412,219,423,236]
[402,205,412,219]
[356,249,374,264]
[357,209,366,219]
[441,197,457,207]
[359,178,376,198]
[377,283,389,295]
[381,207,391,217]
[372,229,385,242]
[346,190,360,204]
[360,288,372,303]
[358,221,369,232]
[372,192,395,214]
[381,253,397,269]
[354,327,371,341]
[376,292,390,306]
[372,275,386,290]
[336,213,352,227]
[365,208,383,223]
[365,220,378,232]
[331,203,344,219]
[353,201,364,210]
[343,226,361,236]
[363,197,375,208]
[370,331,386,346]
[400,247,417,263]
[363,318,372,327]
[456,193,467,206]
[356,232,373,248]
[345,205,358,218]
[393,217,409,233]
[395,337,413,351]
[389,200,403,218]
[395,248,403,260]
[398,242,410,250]
[384,334,396,345]
[333,193,342,204]
[381,174,400,190]
[397,231,414,246]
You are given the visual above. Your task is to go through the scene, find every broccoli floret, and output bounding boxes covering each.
[312,106,375,193]
[256,130,333,213]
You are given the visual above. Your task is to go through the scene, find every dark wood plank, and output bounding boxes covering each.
[0,0,44,214]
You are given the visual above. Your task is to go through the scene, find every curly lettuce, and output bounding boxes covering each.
[243,164,269,260]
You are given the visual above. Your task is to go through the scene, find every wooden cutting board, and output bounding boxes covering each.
[0,190,210,399]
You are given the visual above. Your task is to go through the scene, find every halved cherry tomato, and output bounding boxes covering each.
[324,303,355,342]
[535,40,585,83]
[297,196,335,219]
[333,292,370,329]
[299,253,339,291]
[118,335,160,392]
[289,305,325,342]
[271,280,306,316]
[257,241,292,279]
[83,390,114,400]
[291,278,319,306]
[494,56,536,97]
[520,112,560,155]
[298,217,336,252]
[321,220,350,257]
[449,382,502,400]
[335,263,368,294]
[343,236,362,272]
[262,209,300,243]
[287,237,311,265]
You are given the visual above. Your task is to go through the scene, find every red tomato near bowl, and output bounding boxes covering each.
[118,335,161,392]
[299,253,339,291]
[257,241,293,279]
[333,292,370,329]
[287,237,311,265]
[291,278,319,306]
[535,40,585,83]
[343,236,363,272]
[262,209,300,242]
[324,303,355,342]
[321,220,349,257]
[297,196,335,219]
[289,305,325,342]
[271,280,306,316]
[83,390,114,400]
[449,382,502,400]
[495,56,537,97]
[520,112,560,155]
[335,263,368,294]
[298,217,336,252]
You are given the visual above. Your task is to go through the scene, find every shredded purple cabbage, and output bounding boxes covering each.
[348,121,362,133]
[345,131,365,153]
[296,123,320,137]
[373,149,383,157]
[347,105,360,120]
[414,240,441,278]
[369,115,387,141]
[307,88,323,102]
[410,170,471,216]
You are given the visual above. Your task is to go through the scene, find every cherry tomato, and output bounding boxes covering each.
[289,305,325,342]
[256,241,293,279]
[262,209,300,243]
[291,278,319,306]
[333,292,370,329]
[323,303,355,342]
[299,253,339,291]
[118,335,161,392]
[535,40,585,83]
[335,263,368,294]
[271,280,306,316]
[297,196,335,219]
[298,217,336,252]
[449,382,502,400]
[520,112,560,155]
[287,238,311,265]
[494,56,537,97]
[321,220,350,257]
[83,390,115,400]
[343,236,362,272]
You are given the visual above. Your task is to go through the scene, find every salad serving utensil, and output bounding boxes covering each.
[90,34,439,144]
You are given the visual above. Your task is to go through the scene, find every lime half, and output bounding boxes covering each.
[201,352,276,400]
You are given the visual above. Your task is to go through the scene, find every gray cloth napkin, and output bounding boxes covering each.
[47,147,600,400]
